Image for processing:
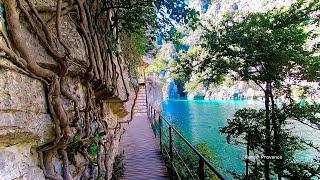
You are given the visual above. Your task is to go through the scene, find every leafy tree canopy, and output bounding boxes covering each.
[103,0,199,48]
[201,0,320,86]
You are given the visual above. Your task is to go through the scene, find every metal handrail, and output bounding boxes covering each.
[155,119,195,179]
[143,76,225,179]
[157,126,196,179]
[171,141,197,179]
[147,104,226,180]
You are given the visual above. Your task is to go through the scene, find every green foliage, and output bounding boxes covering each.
[154,0,200,41]
[184,76,203,93]
[103,0,200,77]
[145,58,167,75]
[168,59,177,69]
[284,101,320,129]
[220,108,265,146]
[220,106,320,179]
[173,45,210,84]
[66,140,101,171]
[165,140,221,180]
[74,133,81,141]
[67,150,76,165]
[111,153,126,180]
[145,42,176,75]
[200,0,320,179]
[89,144,99,156]
[202,0,320,85]
[158,123,222,179]
[121,33,147,77]
[105,0,200,44]
[95,134,102,142]
[196,143,221,180]
[220,108,266,179]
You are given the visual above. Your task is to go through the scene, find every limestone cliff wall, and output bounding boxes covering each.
[146,80,163,111]
[0,0,135,179]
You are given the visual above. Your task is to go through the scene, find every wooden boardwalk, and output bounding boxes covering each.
[119,86,169,180]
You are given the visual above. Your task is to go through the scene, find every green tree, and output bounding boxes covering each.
[0,0,199,179]
[220,109,265,179]
[220,105,320,179]
[146,42,176,76]
[201,0,320,179]
[173,45,210,84]
[145,58,167,75]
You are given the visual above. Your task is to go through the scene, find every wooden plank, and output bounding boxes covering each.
[119,87,169,179]
[119,115,169,179]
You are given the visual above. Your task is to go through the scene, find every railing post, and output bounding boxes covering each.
[159,117,162,154]
[144,72,148,110]
[199,158,205,180]
[169,126,173,179]
[154,109,156,138]
[151,106,153,119]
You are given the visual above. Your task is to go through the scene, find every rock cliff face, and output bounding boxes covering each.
[184,0,297,100]
[146,80,164,110]
[0,63,54,179]
[199,0,297,26]
[196,0,295,17]
[203,81,264,100]
[0,0,135,179]
[164,78,180,99]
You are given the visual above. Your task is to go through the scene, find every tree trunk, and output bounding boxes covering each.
[269,85,281,179]
[254,151,258,180]
[246,133,250,180]
[264,82,271,180]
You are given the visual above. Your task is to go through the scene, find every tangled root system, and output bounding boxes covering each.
[0,0,133,179]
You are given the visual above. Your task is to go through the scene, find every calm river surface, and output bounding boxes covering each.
[161,99,319,178]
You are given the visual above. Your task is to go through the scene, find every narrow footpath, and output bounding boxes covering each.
[119,85,169,180]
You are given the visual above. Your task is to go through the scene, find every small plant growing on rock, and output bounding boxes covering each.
[111,152,126,180]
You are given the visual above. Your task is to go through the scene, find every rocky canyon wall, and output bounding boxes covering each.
[0,0,135,179]
[146,80,163,110]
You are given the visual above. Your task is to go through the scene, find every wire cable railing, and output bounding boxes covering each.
[146,101,226,180]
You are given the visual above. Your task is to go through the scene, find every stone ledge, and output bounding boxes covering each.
[0,65,48,113]
[0,143,46,180]
[0,111,54,147]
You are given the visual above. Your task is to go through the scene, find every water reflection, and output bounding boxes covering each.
[161,99,263,175]
[161,99,320,177]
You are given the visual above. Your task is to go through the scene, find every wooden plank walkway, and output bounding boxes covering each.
[119,86,169,180]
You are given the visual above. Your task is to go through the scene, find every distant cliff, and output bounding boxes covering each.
[146,0,319,101]
[183,0,301,100]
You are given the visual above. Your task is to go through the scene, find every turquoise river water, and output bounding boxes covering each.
[161,99,319,178]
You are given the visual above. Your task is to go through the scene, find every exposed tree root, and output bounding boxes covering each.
[0,0,134,179]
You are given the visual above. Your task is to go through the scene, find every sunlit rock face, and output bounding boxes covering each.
[184,0,299,100]
[0,144,46,180]
[0,58,133,179]
[146,80,164,110]
[0,1,135,179]
[197,0,298,26]
[188,91,206,100]
[203,81,264,100]
[199,0,211,13]
[199,0,295,15]
[0,60,55,179]
[164,78,180,99]
[188,0,298,28]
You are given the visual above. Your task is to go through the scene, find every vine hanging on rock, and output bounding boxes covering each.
[0,0,134,179]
